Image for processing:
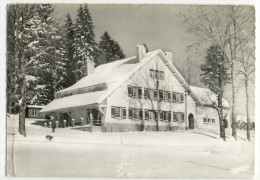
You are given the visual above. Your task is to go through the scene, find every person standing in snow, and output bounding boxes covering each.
[51,118,56,133]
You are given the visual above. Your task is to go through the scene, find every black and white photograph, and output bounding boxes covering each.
[1,0,259,179]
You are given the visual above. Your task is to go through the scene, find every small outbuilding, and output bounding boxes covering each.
[26,105,45,119]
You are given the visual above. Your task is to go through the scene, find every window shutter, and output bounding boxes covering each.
[111,107,115,118]
[139,87,142,98]
[154,90,157,100]
[123,108,126,119]
[145,110,149,120]
[144,89,148,99]
[129,108,133,119]
[139,109,143,120]
[150,69,154,78]
[128,86,132,97]
[159,90,163,101]
[181,94,184,103]
[173,113,177,122]
[181,113,185,122]
[160,111,163,121]
[168,111,171,122]
[172,93,176,102]
[154,111,158,121]
[168,92,171,101]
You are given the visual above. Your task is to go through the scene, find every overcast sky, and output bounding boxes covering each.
[53,4,255,117]
[54,4,193,59]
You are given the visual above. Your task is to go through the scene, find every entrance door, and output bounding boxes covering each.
[188,113,194,129]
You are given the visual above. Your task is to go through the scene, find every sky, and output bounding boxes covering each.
[53,4,255,117]
[54,4,192,59]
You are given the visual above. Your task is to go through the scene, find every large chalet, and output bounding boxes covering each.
[40,45,230,132]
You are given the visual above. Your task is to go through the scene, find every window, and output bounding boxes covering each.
[173,113,179,122]
[173,112,184,122]
[111,106,126,119]
[168,91,171,101]
[203,118,207,123]
[115,107,121,118]
[154,111,158,121]
[163,91,168,101]
[129,108,133,119]
[128,86,132,97]
[145,110,149,120]
[138,87,142,98]
[149,89,153,99]
[31,109,37,116]
[155,70,159,79]
[132,87,139,98]
[130,108,143,120]
[212,119,215,123]
[172,93,177,102]
[160,111,163,121]
[150,69,155,78]
[111,107,115,118]
[149,110,154,120]
[160,71,164,80]
[139,109,143,120]
[144,88,148,99]
[123,108,126,119]
[163,111,167,121]
[181,113,185,122]
[208,119,211,123]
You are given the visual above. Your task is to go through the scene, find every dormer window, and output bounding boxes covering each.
[150,69,164,80]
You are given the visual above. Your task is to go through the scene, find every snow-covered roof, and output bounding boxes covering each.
[189,86,230,108]
[27,105,45,109]
[41,48,230,113]
[40,91,105,113]
[56,56,139,94]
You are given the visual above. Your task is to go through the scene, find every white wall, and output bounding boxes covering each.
[105,55,186,128]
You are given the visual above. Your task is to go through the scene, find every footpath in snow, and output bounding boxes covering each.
[6,115,255,178]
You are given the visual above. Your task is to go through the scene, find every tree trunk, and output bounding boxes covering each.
[156,80,160,131]
[18,56,26,137]
[231,7,237,140]
[231,62,237,140]
[18,5,26,137]
[245,79,250,141]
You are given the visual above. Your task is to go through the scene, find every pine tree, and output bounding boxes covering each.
[98,31,125,65]
[7,4,37,136]
[74,5,97,80]
[200,45,230,141]
[63,13,76,87]
[27,4,68,105]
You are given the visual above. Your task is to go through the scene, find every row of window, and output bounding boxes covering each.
[203,118,216,124]
[150,69,164,80]
[128,86,184,103]
[111,106,184,122]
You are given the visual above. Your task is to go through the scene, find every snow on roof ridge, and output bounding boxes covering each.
[56,50,160,95]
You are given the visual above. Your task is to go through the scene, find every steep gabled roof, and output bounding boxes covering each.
[42,48,227,113]
[189,86,230,108]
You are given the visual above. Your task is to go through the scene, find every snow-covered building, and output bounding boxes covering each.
[26,105,45,119]
[40,45,230,132]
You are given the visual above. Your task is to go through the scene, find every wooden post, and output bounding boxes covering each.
[72,118,75,127]
[80,117,84,126]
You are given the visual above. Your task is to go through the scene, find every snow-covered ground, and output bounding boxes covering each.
[6,114,255,178]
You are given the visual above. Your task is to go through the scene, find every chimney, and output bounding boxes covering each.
[165,52,173,64]
[86,60,95,76]
[136,45,146,62]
